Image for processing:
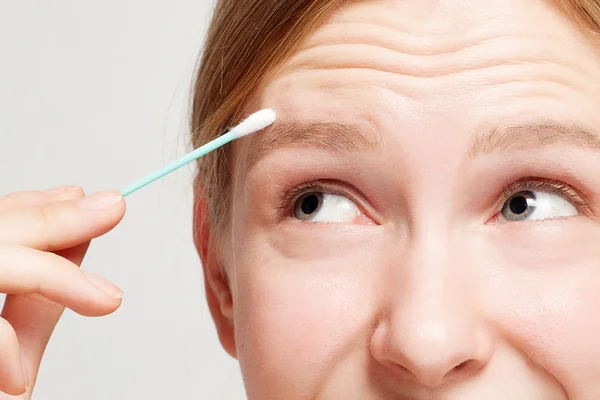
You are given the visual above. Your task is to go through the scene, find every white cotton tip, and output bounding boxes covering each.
[231,109,277,138]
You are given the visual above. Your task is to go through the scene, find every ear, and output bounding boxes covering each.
[193,190,237,358]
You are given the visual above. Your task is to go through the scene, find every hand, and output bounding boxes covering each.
[0,186,126,398]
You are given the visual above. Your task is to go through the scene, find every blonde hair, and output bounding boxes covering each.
[191,0,600,228]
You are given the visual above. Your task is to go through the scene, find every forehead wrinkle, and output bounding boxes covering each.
[299,20,523,58]
[245,121,381,170]
[277,1,599,83]
[282,38,586,82]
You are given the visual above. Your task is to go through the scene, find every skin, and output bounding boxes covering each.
[198,0,600,398]
[0,188,124,398]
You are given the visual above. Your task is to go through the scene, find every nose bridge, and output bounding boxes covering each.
[371,228,492,387]
[400,234,475,351]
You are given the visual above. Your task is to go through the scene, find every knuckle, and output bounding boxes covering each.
[58,187,85,200]
[36,201,77,227]
[36,203,55,227]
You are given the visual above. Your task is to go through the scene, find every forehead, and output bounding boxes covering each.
[255,0,600,137]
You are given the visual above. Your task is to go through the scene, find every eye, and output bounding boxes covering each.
[501,190,578,221]
[294,192,361,223]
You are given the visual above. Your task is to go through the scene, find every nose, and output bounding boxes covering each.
[370,240,493,388]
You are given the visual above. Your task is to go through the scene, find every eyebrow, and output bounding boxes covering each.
[246,119,600,169]
[246,121,380,169]
[469,122,600,157]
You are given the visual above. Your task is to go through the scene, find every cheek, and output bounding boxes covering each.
[484,221,600,393]
[230,231,384,397]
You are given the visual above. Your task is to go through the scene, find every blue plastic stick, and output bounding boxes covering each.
[120,131,237,197]
[120,109,276,197]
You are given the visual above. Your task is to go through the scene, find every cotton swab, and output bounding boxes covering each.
[120,109,277,197]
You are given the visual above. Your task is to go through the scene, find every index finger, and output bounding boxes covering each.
[0,191,126,251]
[0,187,84,214]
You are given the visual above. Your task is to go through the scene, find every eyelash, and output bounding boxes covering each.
[278,178,592,220]
[278,180,362,215]
[499,178,591,214]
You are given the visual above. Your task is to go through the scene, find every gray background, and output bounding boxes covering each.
[0,1,247,398]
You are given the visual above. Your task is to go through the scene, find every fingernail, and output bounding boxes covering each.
[77,191,122,211]
[83,271,123,299]
[44,185,80,194]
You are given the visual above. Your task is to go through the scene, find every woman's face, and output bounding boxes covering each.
[203,0,600,398]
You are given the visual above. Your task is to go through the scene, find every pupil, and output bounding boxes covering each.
[509,195,528,215]
[301,194,320,215]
